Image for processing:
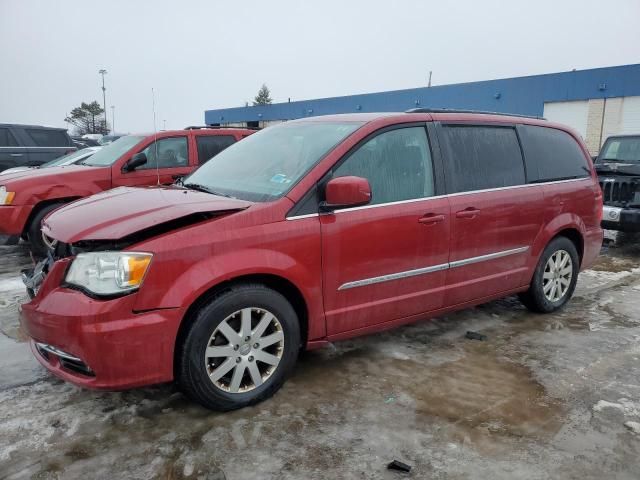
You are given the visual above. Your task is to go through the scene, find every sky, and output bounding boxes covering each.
[1,0,639,133]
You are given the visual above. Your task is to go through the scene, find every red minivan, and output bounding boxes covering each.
[0,127,254,255]
[20,111,603,410]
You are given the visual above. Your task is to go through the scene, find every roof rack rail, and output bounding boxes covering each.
[184,125,260,130]
[405,108,545,120]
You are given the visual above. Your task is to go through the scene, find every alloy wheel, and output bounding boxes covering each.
[542,249,573,302]
[204,307,284,393]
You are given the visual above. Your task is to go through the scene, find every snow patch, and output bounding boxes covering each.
[593,398,640,417]
[0,277,25,293]
[624,421,640,434]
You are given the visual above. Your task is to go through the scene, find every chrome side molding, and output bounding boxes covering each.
[338,246,529,290]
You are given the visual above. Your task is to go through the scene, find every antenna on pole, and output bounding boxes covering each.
[152,88,160,186]
[428,71,432,88]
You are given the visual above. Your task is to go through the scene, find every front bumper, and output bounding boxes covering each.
[601,206,640,232]
[0,204,32,235]
[20,258,185,390]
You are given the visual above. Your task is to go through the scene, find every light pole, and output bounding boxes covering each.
[99,69,108,133]
[163,119,167,130]
[111,106,115,134]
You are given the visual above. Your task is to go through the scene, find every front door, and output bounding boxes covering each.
[437,123,545,305]
[113,135,193,187]
[321,125,450,336]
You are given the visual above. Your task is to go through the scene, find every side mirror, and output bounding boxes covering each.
[320,176,371,211]
[123,152,147,172]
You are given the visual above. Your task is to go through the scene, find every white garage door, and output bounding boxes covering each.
[619,96,640,134]
[543,100,589,139]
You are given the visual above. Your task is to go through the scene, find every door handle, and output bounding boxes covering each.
[456,207,480,219]
[418,213,445,225]
[10,153,23,157]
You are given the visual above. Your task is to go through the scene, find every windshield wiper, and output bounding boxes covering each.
[183,183,236,199]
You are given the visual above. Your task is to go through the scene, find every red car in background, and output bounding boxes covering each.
[0,127,254,254]
[21,111,602,411]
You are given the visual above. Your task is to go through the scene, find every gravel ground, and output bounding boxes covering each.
[1,233,639,479]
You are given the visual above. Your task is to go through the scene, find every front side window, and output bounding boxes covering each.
[441,125,525,193]
[0,128,18,147]
[519,125,590,181]
[183,121,363,202]
[599,137,640,163]
[138,137,189,169]
[196,135,236,165]
[333,127,435,205]
[25,129,69,147]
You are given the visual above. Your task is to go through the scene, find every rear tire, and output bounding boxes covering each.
[519,236,580,313]
[27,203,63,258]
[177,284,300,411]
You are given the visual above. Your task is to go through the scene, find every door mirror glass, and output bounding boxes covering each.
[124,152,147,172]
[321,176,371,211]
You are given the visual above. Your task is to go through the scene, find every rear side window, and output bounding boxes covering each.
[519,125,589,182]
[333,126,435,205]
[25,128,70,147]
[440,125,525,193]
[0,128,18,147]
[196,135,236,165]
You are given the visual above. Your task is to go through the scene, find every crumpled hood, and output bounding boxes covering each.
[42,186,253,243]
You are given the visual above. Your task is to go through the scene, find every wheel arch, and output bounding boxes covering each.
[553,227,584,265]
[173,273,309,378]
[22,197,81,236]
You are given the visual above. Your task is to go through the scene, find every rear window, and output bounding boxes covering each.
[0,128,18,147]
[519,125,590,182]
[25,128,70,147]
[440,125,525,193]
[196,135,236,165]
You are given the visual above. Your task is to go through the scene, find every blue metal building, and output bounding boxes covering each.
[204,63,640,125]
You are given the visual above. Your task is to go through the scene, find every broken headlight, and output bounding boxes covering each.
[65,251,153,296]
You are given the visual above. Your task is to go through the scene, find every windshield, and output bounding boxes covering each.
[82,135,146,166]
[598,137,640,163]
[183,121,363,202]
[40,148,96,168]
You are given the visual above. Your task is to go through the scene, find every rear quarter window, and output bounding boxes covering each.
[0,127,18,147]
[196,135,236,165]
[440,125,525,193]
[518,125,590,182]
[25,128,71,147]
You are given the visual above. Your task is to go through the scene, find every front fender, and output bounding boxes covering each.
[132,217,325,340]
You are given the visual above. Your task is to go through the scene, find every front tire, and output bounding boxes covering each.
[519,236,579,313]
[177,284,300,411]
[27,203,63,257]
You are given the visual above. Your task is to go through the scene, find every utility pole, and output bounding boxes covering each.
[99,69,108,133]
[428,71,432,88]
[111,106,115,133]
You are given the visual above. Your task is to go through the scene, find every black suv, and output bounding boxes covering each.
[596,134,640,231]
[0,124,76,172]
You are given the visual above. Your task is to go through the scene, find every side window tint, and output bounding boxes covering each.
[25,129,69,147]
[139,137,189,170]
[0,128,18,147]
[520,125,589,182]
[333,127,434,205]
[441,125,525,193]
[196,135,236,165]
